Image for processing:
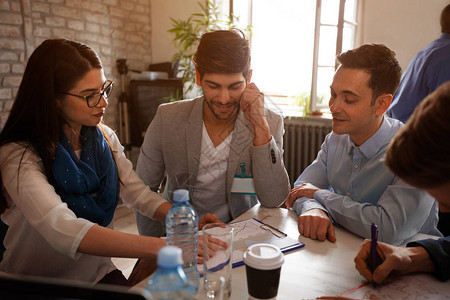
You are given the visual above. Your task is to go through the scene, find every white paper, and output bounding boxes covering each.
[198,219,303,273]
[343,273,450,299]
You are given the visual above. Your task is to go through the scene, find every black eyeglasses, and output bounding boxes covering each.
[62,80,114,107]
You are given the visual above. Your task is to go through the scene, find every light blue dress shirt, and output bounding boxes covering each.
[292,117,441,245]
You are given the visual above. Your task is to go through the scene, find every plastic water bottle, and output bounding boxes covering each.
[146,246,194,299]
[166,189,200,292]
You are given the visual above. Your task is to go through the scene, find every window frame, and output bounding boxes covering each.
[227,0,359,115]
[310,0,358,112]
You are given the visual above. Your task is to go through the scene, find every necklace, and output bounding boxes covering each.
[70,126,79,137]
[65,125,84,149]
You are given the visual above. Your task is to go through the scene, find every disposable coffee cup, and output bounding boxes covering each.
[243,243,284,299]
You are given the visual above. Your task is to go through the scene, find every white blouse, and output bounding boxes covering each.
[0,125,167,283]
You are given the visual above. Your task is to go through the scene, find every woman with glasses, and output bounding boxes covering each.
[0,39,218,286]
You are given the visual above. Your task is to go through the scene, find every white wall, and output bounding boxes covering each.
[359,0,448,70]
[150,0,200,64]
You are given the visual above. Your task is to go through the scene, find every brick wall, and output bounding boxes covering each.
[0,0,152,135]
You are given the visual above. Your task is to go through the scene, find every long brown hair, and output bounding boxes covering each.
[0,39,103,214]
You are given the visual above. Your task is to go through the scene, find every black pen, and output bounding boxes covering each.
[371,223,378,288]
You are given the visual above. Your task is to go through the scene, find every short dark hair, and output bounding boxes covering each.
[193,29,251,80]
[385,81,450,189]
[336,44,402,104]
[441,4,450,33]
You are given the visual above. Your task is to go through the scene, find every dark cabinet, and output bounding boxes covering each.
[128,79,183,147]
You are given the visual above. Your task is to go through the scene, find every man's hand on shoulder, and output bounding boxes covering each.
[240,83,271,146]
[298,208,336,242]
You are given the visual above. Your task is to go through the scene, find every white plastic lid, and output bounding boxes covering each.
[173,189,190,202]
[243,243,284,270]
[157,246,184,268]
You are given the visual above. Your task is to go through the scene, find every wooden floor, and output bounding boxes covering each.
[111,204,139,279]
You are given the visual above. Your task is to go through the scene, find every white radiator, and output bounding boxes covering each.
[283,118,332,186]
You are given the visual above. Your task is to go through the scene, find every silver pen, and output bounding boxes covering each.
[261,222,287,238]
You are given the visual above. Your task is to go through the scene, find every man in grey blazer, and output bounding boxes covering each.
[135,29,290,237]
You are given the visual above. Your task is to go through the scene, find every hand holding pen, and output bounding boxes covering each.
[352,224,381,286]
[354,234,427,286]
[354,238,383,285]
[370,223,379,287]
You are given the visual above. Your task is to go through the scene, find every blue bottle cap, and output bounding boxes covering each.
[157,246,184,268]
[173,189,189,202]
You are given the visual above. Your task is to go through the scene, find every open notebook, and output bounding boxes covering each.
[198,218,304,272]
[228,218,304,267]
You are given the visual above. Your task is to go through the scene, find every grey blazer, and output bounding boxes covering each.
[135,96,290,237]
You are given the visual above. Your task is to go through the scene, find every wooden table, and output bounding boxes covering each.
[222,204,366,299]
[135,204,441,299]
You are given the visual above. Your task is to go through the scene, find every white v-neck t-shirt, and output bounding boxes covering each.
[194,123,233,222]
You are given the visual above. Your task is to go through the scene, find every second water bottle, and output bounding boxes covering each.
[146,246,193,299]
[166,189,200,292]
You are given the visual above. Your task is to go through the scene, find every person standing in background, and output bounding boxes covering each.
[387,4,450,123]
[387,4,450,236]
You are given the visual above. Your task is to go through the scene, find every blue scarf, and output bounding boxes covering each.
[52,126,120,227]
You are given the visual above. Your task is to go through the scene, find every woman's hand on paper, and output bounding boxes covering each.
[197,213,223,264]
[197,233,228,264]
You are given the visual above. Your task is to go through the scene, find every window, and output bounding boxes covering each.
[225,0,359,116]
[312,0,358,111]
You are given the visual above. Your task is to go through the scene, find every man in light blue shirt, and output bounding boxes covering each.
[286,44,440,245]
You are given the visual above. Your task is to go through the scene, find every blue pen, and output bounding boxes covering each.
[371,223,378,288]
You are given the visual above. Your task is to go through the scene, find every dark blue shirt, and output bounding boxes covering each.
[408,236,450,282]
[387,33,450,123]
